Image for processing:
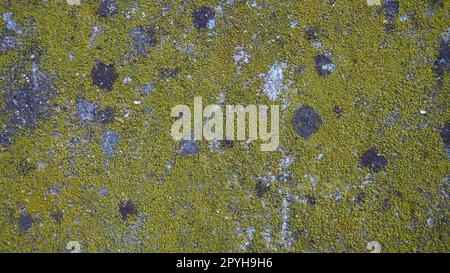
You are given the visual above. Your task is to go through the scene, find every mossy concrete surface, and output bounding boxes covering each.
[0,0,449,252]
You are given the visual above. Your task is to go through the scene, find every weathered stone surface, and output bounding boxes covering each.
[0,0,448,253]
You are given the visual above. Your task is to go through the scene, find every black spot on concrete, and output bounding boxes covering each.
[91,62,117,91]
[130,25,157,56]
[360,147,388,172]
[178,137,201,156]
[98,0,117,17]
[19,213,33,231]
[220,140,234,149]
[434,39,450,84]
[354,192,366,204]
[440,124,450,147]
[333,105,343,118]
[96,107,115,124]
[159,67,180,79]
[383,0,399,31]
[384,0,399,20]
[52,211,63,224]
[305,27,320,42]
[314,54,335,76]
[192,7,215,29]
[292,105,323,139]
[119,201,137,220]
[255,179,269,198]
[306,195,316,205]
[382,198,391,210]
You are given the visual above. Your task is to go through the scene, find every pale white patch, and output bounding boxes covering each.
[279,195,294,250]
[366,0,381,6]
[262,62,288,101]
[123,76,132,84]
[322,63,336,73]
[280,155,294,169]
[207,18,216,30]
[367,241,382,253]
[290,20,299,28]
[442,27,450,43]
[234,46,250,74]
[66,241,82,253]
[67,0,81,5]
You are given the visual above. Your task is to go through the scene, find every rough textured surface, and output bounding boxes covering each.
[0,0,449,253]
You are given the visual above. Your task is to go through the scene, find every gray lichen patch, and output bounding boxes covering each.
[129,25,157,56]
[0,30,19,55]
[98,0,117,17]
[262,61,289,101]
[0,0,449,254]
[4,63,56,129]
[76,99,115,124]
[0,127,13,146]
[76,99,98,122]
[178,136,201,157]
[101,130,119,158]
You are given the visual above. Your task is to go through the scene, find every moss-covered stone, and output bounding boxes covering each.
[0,0,448,253]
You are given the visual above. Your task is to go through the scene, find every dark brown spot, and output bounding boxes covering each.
[306,196,316,205]
[19,213,33,231]
[192,7,215,29]
[360,147,388,172]
[354,192,366,204]
[91,62,118,91]
[52,211,63,223]
[292,105,323,139]
[220,140,235,149]
[440,124,450,147]
[119,201,137,220]
[255,179,269,198]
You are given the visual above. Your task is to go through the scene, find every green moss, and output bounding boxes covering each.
[0,0,449,252]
